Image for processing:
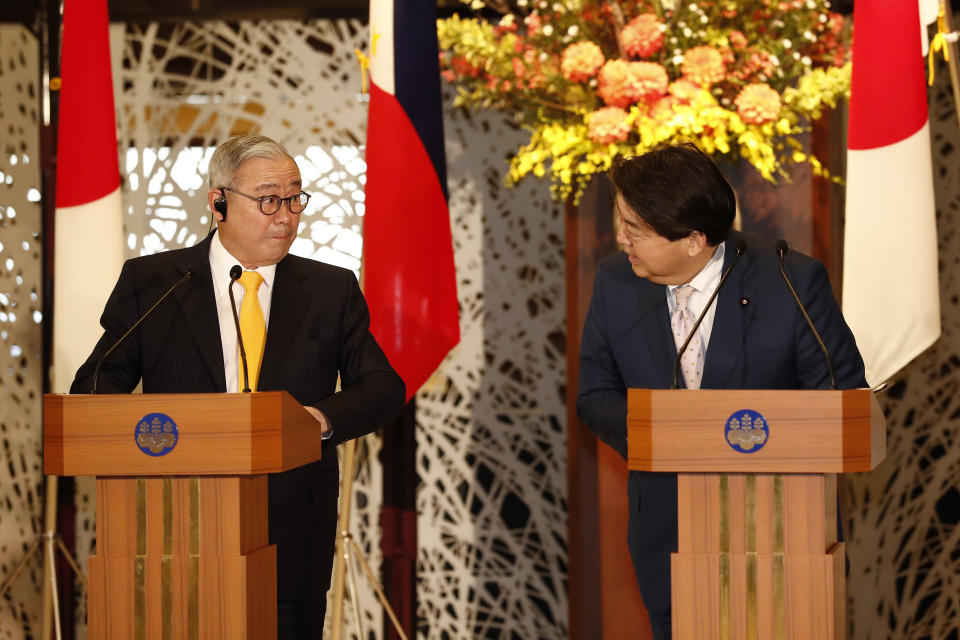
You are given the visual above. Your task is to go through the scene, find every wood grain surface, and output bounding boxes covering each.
[628,388,885,473]
[44,391,322,476]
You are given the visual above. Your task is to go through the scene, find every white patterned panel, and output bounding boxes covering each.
[415,102,568,638]
[0,23,44,640]
[116,20,367,256]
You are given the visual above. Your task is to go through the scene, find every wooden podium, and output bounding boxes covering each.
[43,392,324,640]
[627,388,885,640]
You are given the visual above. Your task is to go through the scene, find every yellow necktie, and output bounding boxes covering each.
[237,271,266,391]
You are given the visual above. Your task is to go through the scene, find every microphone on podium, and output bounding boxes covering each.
[91,268,194,394]
[775,239,837,390]
[228,265,252,393]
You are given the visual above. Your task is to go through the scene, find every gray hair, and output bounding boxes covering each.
[207,135,292,189]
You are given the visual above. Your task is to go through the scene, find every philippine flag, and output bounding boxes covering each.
[53,0,125,391]
[363,0,460,401]
[842,0,940,387]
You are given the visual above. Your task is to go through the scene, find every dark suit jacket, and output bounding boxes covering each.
[576,230,866,630]
[72,232,405,635]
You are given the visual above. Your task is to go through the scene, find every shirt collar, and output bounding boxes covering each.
[668,240,726,295]
[209,230,276,291]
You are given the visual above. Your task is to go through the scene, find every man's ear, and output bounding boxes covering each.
[686,230,708,257]
[208,189,226,222]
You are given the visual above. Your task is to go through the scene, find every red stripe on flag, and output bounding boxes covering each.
[363,82,459,400]
[56,0,120,207]
[847,0,928,150]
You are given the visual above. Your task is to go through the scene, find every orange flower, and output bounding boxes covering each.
[729,30,748,50]
[827,12,845,36]
[451,55,482,78]
[621,13,663,59]
[668,79,703,104]
[682,46,727,87]
[561,41,606,82]
[597,60,668,108]
[524,12,542,34]
[587,107,632,144]
[729,48,776,83]
[649,96,677,122]
[734,83,782,124]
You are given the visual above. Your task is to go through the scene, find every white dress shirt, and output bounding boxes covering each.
[666,240,726,351]
[208,230,276,393]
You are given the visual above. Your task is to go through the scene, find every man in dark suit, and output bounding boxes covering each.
[72,134,405,638]
[576,143,866,640]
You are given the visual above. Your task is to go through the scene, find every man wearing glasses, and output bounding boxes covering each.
[71,135,406,637]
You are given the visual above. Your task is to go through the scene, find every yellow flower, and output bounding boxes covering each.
[438,5,854,202]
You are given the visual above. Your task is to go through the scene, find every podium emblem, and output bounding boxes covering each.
[135,413,179,456]
[724,409,768,453]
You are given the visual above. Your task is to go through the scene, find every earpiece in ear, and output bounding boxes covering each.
[213,191,228,219]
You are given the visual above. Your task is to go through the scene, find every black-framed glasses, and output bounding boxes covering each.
[222,187,311,215]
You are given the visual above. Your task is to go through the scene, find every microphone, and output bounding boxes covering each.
[91,269,195,394]
[775,240,837,390]
[672,238,747,389]
[228,265,251,393]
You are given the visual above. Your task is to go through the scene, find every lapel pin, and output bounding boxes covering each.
[740,297,750,306]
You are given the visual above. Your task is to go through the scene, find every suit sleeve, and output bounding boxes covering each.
[313,272,406,446]
[70,259,144,394]
[791,258,867,390]
[576,265,628,459]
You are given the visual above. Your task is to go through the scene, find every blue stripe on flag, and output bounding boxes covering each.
[393,0,448,200]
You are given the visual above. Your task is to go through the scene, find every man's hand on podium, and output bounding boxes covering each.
[304,406,333,438]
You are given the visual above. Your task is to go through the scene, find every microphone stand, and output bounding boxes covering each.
[0,477,87,640]
[228,265,251,393]
[92,269,194,394]
[776,242,837,390]
[329,437,411,640]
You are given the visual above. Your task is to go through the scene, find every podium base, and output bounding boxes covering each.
[671,544,845,640]
[88,545,277,639]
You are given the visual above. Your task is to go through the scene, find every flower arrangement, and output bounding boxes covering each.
[438,0,851,201]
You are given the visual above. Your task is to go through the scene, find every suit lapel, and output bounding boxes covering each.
[259,255,307,387]
[174,234,227,391]
[634,279,678,388]
[701,233,755,389]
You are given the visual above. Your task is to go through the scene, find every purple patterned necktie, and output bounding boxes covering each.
[671,285,704,389]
